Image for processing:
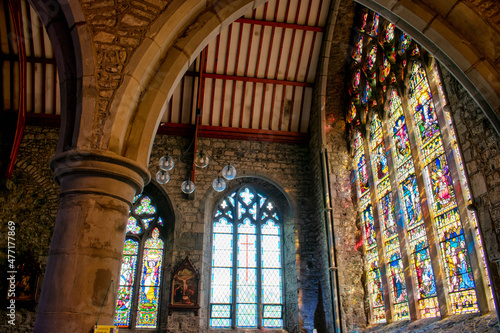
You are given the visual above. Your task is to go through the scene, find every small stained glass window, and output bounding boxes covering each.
[210,186,283,328]
[115,192,166,329]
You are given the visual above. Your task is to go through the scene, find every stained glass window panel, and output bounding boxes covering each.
[211,186,283,328]
[136,228,164,328]
[115,239,139,327]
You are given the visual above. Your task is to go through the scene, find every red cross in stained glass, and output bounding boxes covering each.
[241,234,253,281]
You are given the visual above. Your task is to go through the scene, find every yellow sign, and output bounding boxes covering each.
[94,325,118,333]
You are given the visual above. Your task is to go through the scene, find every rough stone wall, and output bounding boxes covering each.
[440,66,500,308]
[0,127,59,331]
[319,0,366,332]
[80,0,170,145]
[145,135,319,333]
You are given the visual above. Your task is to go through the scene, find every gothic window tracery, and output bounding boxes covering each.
[115,192,166,329]
[209,185,283,329]
[347,7,494,323]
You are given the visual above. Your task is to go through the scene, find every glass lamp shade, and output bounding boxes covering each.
[194,151,210,168]
[181,179,196,194]
[156,170,170,184]
[222,164,236,180]
[159,155,175,171]
[212,176,226,192]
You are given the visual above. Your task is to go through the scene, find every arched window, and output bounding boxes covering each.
[209,185,283,329]
[114,192,166,329]
[347,8,494,324]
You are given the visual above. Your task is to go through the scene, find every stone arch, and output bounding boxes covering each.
[28,0,94,152]
[356,0,500,134]
[103,0,268,166]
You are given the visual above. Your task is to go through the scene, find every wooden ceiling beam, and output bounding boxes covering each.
[235,17,323,32]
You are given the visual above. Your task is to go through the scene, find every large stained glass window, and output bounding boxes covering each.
[210,186,283,329]
[346,7,494,324]
[115,193,166,329]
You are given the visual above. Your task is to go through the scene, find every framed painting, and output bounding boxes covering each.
[168,256,200,315]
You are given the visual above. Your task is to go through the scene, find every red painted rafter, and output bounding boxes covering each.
[158,122,308,144]
[6,0,27,179]
[236,17,323,32]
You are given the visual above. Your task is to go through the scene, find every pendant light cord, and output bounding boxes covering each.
[95,279,115,327]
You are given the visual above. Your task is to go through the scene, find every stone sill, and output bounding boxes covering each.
[360,312,498,333]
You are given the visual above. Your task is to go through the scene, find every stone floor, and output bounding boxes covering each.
[359,312,499,333]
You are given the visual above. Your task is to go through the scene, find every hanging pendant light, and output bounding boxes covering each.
[194,150,210,168]
[156,170,170,184]
[212,176,226,192]
[159,155,175,171]
[181,179,196,194]
[222,163,237,180]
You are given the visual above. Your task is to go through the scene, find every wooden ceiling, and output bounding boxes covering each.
[0,0,330,145]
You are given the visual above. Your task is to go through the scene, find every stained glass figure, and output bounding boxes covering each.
[408,61,479,314]
[114,193,166,329]
[210,186,283,328]
[115,239,139,327]
[137,228,164,328]
[353,35,364,63]
[384,23,395,44]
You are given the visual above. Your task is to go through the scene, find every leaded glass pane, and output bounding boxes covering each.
[136,228,164,328]
[135,196,156,215]
[126,216,141,234]
[409,62,478,314]
[210,186,283,328]
[115,239,139,327]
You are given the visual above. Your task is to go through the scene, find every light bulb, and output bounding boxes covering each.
[194,150,210,168]
[212,176,226,192]
[156,170,170,184]
[181,179,195,194]
[222,164,236,180]
[159,155,175,171]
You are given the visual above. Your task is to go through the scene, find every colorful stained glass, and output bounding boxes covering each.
[379,54,391,83]
[136,228,164,328]
[348,100,357,123]
[210,187,283,328]
[348,8,492,322]
[361,83,372,104]
[399,33,411,55]
[409,61,479,314]
[369,13,380,36]
[135,196,156,215]
[126,216,142,234]
[366,45,378,71]
[115,239,139,327]
[115,193,165,329]
[353,35,364,63]
[384,23,395,44]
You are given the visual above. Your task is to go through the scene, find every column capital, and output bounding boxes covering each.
[50,149,151,204]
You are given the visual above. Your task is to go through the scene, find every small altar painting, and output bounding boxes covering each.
[168,256,200,315]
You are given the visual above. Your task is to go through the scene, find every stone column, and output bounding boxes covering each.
[34,150,150,333]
